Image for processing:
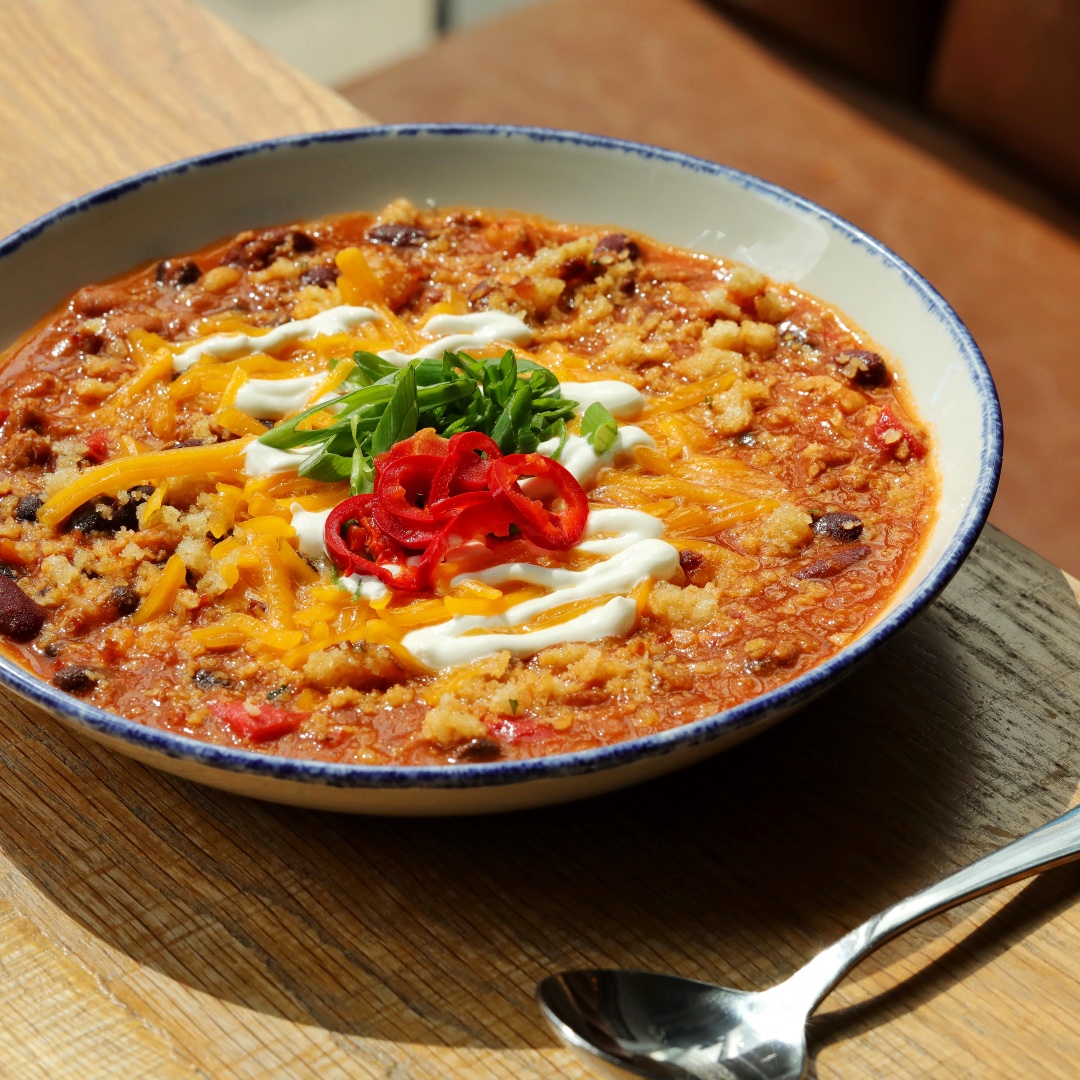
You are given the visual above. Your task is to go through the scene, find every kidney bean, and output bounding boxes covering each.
[593,233,640,263]
[0,576,46,641]
[558,256,602,289]
[110,585,140,617]
[70,285,127,317]
[223,228,314,270]
[299,264,338,288]
[52,665,97,693]
[811,511,863,542]
[679,550,705,575]
[156,259,201,287]
[366,223,428,247]
[836,349,888,387]
[450,736,503,763]
[793,544,871,579]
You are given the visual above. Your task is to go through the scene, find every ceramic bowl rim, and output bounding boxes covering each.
[0,122,1002,791]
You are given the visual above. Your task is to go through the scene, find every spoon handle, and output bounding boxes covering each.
[783,801,1080,1012]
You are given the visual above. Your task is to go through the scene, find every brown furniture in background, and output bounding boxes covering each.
[712,0,946,97]
[343,0,1080,575]
[931,0,1080,198]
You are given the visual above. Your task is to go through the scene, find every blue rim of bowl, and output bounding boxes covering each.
[0,123,1002,791]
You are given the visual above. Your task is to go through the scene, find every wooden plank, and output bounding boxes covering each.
[0,0,371,238]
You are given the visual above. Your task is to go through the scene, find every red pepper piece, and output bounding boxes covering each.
[873,406,926,459]
[488,453,588,549]
[209,700,308,742]
[84,429,109,462]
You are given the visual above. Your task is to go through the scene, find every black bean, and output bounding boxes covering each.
[70,486,153,534]
[43,640,63,658]
[156,259,201,287]
[299,264,338,288]
[111,585,140,617]
[0,576,45,640]
[194,668,232,689]
[836,349,889,387]
[52,665,96,693]
[14,494,43,522]
[812,511,864,543]
[793,544,871,580]
[366,223,428,248]
[69,502,114,533]
[451,736,502,763]
[0,565,16,580]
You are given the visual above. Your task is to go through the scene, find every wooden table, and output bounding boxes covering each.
[3,2,1080,1077]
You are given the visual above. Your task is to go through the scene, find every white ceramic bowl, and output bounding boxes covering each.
[0,125,1001,815]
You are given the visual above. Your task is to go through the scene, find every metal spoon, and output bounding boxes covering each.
[537,802,1080,1079]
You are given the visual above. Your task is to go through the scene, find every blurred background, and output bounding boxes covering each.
[200,0,1080,573]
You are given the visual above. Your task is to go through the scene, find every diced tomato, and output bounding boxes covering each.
[489,716,546,743]
[83,429,109,463]
[209,700,308,742]
[873,406,926,459]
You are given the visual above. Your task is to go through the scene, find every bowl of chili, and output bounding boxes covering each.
[0,125,1001,814]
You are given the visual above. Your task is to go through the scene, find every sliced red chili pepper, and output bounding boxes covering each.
[325,494,421,587]
[378,428,452,464]
[372,453,446,545]
[209,700,308,742]
[488,453,588,549]
[325,431,589,593]
[873,406,926,459]
[415,499,516,587]
[326,494,381,576]
[430,431,502,502]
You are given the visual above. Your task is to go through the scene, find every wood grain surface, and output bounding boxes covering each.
[0,0,371,239]
[3,3,1080,1078]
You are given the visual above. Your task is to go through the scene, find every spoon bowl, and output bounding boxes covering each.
[539,969,808,1079]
